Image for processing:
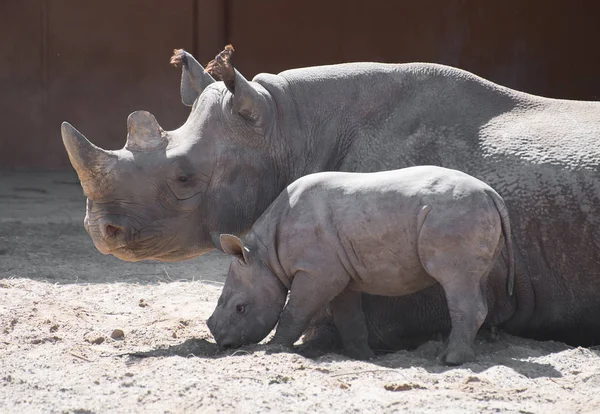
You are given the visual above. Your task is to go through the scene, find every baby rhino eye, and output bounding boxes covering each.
[236,304,246,314]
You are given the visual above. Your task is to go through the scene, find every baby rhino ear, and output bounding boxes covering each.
[214,233,250,263]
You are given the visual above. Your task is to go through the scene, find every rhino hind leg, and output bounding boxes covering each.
[435,276,488,365]
[416,205,501,365]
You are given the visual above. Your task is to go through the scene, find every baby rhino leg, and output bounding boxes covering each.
[330,288,375,360]
[417,204,501,365]
[270,271,348,349]
[436,275,488,365]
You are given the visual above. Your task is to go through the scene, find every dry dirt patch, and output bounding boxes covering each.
[2,278,600,413]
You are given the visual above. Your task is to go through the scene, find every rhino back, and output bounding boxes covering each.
[253,62,600,339]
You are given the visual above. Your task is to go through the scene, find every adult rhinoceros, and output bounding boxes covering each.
[61,46,600,350]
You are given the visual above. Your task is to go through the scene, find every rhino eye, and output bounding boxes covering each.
[177,176,189,183]
[236,304,246,314]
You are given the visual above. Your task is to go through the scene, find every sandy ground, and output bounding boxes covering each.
[1,170,600,413]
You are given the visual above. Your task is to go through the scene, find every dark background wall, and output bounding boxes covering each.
[1,0,600,170]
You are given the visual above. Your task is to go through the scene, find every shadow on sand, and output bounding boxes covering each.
[122,332,581,380]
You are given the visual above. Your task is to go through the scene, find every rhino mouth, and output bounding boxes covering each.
[105,234,179,262]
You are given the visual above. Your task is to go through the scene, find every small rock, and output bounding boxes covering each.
[84,332,105,345]
[384,383,426,392]
[110,329,125,340]
[31,336,61,345]
[138,299,148,308]
[269,375,291,385]
[49,323,59,333]
[465,376,481,383]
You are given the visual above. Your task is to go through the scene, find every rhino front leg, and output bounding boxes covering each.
[270,271,348,348]
[330,288,375,360]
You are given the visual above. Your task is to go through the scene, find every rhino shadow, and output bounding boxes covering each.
[121,333,569,380]
[122,338,223,360]
[341,332,569,379]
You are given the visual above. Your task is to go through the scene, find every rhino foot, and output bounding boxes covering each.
[263,342,294,356]
[482,326,500,342]
[295,343,329,359]
[437,345,476,366]
[344,345,376,361]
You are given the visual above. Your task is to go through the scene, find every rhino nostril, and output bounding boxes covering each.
[99,220,125,240]
[106,225,121,237]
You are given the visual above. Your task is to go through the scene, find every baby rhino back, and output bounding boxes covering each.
[281,166,505,297]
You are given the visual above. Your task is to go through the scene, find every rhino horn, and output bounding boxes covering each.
[61,122,117,197]
[125,111,168,152]
[170,48,215,106]
[206,45,270,124]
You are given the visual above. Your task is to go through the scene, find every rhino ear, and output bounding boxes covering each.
[219,234,250,263]
[206,45,270,125]
[170,49,215,106]
[125,111,167,152]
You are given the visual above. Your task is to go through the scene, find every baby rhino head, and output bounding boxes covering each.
[207,234,287,349]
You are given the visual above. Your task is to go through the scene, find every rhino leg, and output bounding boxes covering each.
[270,271,348,348]
[330,288,376,360]
[297,308,343,357]
[436,275,488,365]
[417,205,500,365]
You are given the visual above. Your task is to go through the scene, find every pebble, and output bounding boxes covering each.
[111,329,125,340]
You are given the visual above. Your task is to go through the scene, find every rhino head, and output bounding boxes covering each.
[207,233,287,348]
[61,47,284,262]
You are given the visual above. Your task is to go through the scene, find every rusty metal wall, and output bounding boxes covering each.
[1,0,600,169]
[228,0,600,100]
[0,0,224,170]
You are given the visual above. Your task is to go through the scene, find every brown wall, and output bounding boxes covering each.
[2,0,600,170]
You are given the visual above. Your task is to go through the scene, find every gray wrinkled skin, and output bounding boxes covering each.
[61,53,600,348]
[208,166,515,365]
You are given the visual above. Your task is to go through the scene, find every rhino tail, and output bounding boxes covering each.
[487,190,515,296]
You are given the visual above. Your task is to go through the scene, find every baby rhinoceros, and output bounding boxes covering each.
[207,165,514,365]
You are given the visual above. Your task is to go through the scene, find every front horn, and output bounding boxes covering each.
[61,122,117,198]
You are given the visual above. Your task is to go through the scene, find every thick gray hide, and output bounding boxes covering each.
[208,166,514,365]
[61,57,600,348]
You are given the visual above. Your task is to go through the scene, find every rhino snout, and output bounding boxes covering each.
[207,314,239,349]
[207,314,216,333]
[207,314,223,343]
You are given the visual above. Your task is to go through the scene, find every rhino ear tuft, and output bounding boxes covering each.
[171,48,215,106]
[219,234,250,263]
[205,45,235,93]
[125,111,167,152]
[206,45,270,125]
